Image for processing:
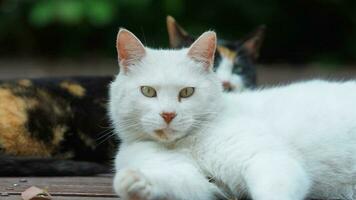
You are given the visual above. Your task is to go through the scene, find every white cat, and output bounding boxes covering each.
[109,29,356,200]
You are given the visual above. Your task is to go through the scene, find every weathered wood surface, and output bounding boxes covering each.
[2,197,118,200]
[0,174,118,200]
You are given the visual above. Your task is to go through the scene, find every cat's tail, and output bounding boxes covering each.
[0,155,111,176]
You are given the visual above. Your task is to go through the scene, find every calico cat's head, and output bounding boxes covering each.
[109,29,222,144]
[167,16,265,92]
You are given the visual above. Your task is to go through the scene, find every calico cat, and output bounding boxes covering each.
[167,16,265,91]
[110,29,356,200]
[0,76,117,176]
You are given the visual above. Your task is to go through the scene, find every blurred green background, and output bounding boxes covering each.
[1,0,356,66]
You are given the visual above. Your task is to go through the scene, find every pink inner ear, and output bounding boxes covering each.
[188,31,216,69]
[116,29,146,70]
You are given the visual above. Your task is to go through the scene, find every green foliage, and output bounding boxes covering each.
[87,1,116,26]
[29,1,55,26]
[1,0,356,65]
[120,0,152,9]
[163,0,183,16]
[29,0,117,27]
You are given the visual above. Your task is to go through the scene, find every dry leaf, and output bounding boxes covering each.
[21,186,52,200]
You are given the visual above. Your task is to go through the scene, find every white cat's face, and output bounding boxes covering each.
[109,29,222,144]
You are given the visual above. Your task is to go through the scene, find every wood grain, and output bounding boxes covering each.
[0,175,118,200]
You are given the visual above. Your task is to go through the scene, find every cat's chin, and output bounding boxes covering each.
[150,128,186,144]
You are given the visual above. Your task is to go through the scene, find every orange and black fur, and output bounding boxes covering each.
[0,76,117,176]
[167,16,266,90]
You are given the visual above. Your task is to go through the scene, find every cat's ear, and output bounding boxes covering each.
[187,31,217,70]
[240,25,266,60]
[166,16,195,48]
[116,28,146,73]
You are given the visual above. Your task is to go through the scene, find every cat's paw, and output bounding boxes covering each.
[114,169,162,200]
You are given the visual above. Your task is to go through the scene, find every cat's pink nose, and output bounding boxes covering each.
[222,81,232,90]
[160,112,176,124]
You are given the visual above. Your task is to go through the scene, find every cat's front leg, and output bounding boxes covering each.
[114,168,163,200]
[114,161,220,200]
[113,142,221,200]
[243,152,311,200]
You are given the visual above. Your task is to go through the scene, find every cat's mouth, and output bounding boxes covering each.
[223,83,237,92]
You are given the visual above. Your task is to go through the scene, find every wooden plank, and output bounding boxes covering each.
[2,195,118,200]
[0,175,117,198]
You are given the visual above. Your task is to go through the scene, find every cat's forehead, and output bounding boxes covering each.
[132,48,203,86]
[144,48,188,64]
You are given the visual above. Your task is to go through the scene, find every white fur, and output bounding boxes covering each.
[215,56,245,92]
[110,45,356,199]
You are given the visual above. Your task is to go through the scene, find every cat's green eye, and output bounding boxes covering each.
[140,86,157,97]
[179,87,195,98]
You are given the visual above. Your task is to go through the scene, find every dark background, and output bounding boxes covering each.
[1,0,356,83]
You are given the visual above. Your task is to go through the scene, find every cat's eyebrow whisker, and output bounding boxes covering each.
[198,85,217,89]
